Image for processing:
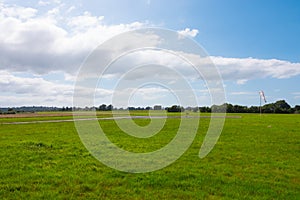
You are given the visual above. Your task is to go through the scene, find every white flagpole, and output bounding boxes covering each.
[259,92,262,116]
[259,90,266,116]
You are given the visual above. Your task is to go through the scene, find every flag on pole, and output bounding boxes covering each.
[259,91,267,103]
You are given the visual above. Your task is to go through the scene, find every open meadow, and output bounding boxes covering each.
[0,112,299,199]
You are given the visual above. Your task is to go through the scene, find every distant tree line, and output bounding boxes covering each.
[72,104,113,111]
[1,100,299,114]
[128,106,151,111]
[206,100,299,114]
[0,106,61,114]
[166,105,185,112]
[171,100,300,114]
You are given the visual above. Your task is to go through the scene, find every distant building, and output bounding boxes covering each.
[153,105,162,110]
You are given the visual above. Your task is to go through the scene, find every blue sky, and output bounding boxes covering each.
[0,0,300,107]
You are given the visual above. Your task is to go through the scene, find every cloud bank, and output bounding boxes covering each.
[0,3,144,74]
[1,2,299,106]
[1,3,299,81]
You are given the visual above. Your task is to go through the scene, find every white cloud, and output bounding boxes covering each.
[38,0,61,6]
[66,6,76,14]
[47,7,60,16]
[81,47,300,85]
[177,28,199,38]
[2,3,298,83]
[0,70,74,106]
[0,4,37,19]
[67,11,104,31]
[236,79,248,85]
[0,3,145,75]
[211,56,300,81]
[38,1,51,6]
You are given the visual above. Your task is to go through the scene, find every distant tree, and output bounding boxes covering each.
[181,106,185,112]
[199,106,211,113]
[233,105,248,113]
[167,105,183,112]
[99,104,107,111]
[275,100,291,109]
[145,106,151,110]
[7,108,16,114]
[90,106,96,111]
[288,107,295,113]
[262,100,291,113]
[226,103,234,113]
[185,107,193,112]
[294,105,300,113]
[249,106,260,113]
[107,104,113,111]
[262,103,274,113]
[211,104,227,113]
[193,107,199,112]
[274,100,291,113]
[128,107,135,110]
[65,106,72,111]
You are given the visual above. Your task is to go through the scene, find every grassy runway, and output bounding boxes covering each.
[0,112,299,199]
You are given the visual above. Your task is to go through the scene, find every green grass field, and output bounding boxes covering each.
[0,113,299,199]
